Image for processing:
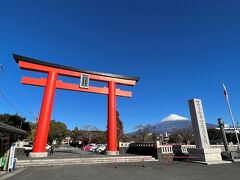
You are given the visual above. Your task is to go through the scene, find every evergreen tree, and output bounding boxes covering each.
[0,113,30,139]
[116,111,124,141]
[48,119,68,144]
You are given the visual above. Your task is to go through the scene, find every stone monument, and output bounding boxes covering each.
[188,98,228,164]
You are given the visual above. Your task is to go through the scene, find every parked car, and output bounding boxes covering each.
[23,145,33,151]
[23,144,33,156]
[46,144,52,154]
[82,144,94,151]
[96,145,107,153]
[46,144,51,150]
[90,144,103,152]
[23,144,51,153]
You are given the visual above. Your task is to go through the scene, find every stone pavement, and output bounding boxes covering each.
[4,161,240,180]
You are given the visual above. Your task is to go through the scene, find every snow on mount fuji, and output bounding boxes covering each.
[151,114,217,134]
[160,114,188,122]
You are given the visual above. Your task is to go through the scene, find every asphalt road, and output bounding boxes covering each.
[5,161,240,180]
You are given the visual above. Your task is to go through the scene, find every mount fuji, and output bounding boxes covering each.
[151,114,218,134]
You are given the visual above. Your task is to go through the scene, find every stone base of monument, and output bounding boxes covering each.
[188,148,231,165]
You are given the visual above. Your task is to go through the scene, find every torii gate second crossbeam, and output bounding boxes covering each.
[13,54,139,157]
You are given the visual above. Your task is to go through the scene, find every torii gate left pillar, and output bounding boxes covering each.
[33,71,58,153]
[13,54,139,157]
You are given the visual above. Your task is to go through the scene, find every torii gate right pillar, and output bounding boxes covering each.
[107,81,118,155]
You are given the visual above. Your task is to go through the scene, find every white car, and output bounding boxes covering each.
[46,144,51,150]
[96,145,107,153]
[23,144,51,151]
[90,144,103,152]
[23,145,33,151]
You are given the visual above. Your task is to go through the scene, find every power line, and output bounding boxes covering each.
[0,90,19,113]
[0,66,25,106]
[0,76,28,115]
[0,64,34,120]
[0,90,32,119]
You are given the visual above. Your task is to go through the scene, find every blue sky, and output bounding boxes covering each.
[1,1,240,132]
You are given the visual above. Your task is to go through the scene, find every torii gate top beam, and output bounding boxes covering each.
[13,54,139,97]
[13,54,139,86]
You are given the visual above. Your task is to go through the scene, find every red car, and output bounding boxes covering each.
[82,145,94,151]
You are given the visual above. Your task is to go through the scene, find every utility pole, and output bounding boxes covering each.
[223,84,240,152]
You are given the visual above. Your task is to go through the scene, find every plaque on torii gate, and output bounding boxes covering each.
[13,54,139,157]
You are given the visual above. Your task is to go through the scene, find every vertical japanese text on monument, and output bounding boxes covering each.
[195,100,209,146]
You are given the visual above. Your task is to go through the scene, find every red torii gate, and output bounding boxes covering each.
[13,54,139,157]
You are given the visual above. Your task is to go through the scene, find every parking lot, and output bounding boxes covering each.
[17,146,107,160]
